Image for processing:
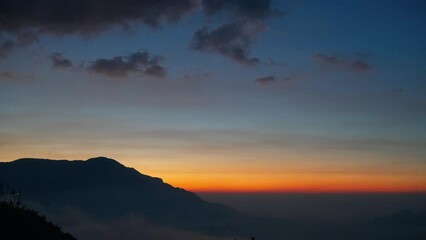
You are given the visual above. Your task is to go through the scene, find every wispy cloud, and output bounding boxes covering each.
[87,51,166,78]
[312,53,372,73]
[49,53,73,69]
[255,75,276,84]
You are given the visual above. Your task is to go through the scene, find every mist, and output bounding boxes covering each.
[199,193,426,222]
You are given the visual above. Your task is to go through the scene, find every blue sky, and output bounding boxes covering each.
[1,0,425,192]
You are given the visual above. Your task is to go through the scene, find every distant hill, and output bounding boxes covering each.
[0,157,260,238]
[0,201,77,240]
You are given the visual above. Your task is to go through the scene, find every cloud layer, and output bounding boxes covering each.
[312,53,372,73]
[202,0,275,20]
[88,51,166,78]
[0,0,277,65]
[0,0,198,57]
[0,0,198,34]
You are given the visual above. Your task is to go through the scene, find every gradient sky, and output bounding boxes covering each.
[1,0,425,192]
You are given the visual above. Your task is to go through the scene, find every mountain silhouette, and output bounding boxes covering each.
[1,157,424,240]
[0,157,259,237]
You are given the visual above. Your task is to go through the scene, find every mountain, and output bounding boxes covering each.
[0,157,259,238]
[0,201,77,240]
[1,157,424,240]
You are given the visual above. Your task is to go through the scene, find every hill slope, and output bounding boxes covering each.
[0,157,252,237]
[0,201,77,240]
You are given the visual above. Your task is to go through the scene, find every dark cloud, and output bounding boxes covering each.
[0,0,198,56]
[312,53,372,73]
[88,51,166,78]
[202,0,275,20]
[193,0,276,65]
[0,0,198,35]
[255,75,276,84]
[0,0,277,65]
[192,21,261,65]
[49,53,73,69]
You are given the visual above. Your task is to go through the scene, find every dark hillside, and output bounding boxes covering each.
[0,192,77,240]
[0,157,257,237]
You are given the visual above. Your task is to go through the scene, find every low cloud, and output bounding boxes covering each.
[64,214,230,240]
[28,203,230,240]
[312,53,372,73]
[88,51,166,78]
[49,53,73,69]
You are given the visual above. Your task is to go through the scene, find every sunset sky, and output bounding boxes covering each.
[1,0,425,192]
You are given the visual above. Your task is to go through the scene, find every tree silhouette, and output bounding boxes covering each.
[0,182,77,240]
[0,182,21,207]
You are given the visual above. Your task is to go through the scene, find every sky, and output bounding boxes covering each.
[1,0,425,193]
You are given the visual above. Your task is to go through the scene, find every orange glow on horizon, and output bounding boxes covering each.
[187,186,426,194]
[143,169,426,194]
[2,154,425,194]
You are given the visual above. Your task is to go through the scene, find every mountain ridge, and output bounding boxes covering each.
[0,156,251,237]
[2,157,423,240]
